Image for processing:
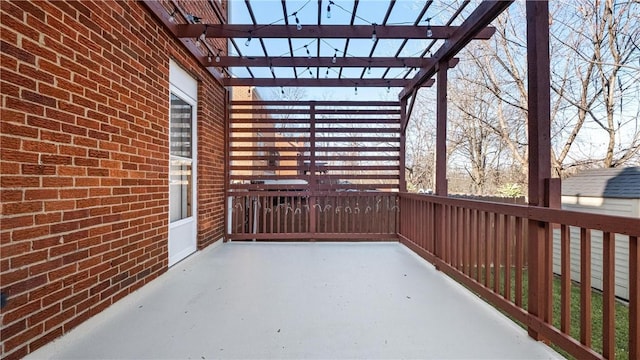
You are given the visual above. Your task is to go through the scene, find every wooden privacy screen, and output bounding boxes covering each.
[227,100,401,240]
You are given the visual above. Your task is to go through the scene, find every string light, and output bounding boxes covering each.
[327,1,333,19]
[325,67,330,78]
[281,86,285,95]
[245,31,252,46]
[199,25,207,42]
[371,23,377,42]
[168,8,177,23]
[426,18,433,38]
[386,82,391,94]
[195,38,202,48]
[215,49,221,63]
[304,44,311,59]
[367,62,372,75]
[186,14,201,23]
[354,84,358,96]
[207,52,212,63]
[307,67,313,77]
[332,49,338,64]
[294,12,302,31]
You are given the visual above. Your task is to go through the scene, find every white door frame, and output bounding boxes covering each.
[168,60,198,267]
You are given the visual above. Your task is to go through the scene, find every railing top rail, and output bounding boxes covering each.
[399,192,640,237]
[228,191,399,197]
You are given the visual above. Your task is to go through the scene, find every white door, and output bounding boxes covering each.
[168,61,197,267]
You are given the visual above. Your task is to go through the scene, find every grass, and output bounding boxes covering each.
[468,267,630,360]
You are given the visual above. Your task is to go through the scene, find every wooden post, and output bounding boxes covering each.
[433,61,448,263]
[435,62,448,196]
[309,103,317,238]
[525,0,551,341]
[400,98,408,193]
[223,89,231,242]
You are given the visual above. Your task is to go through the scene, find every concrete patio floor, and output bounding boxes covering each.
[27,242,562,359]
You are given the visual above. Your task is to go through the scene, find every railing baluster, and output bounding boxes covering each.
[469,209,478,281]
[560,224,571,334]
[580,228,592,347]
[603,231,615,359]
[452,206,458,269]
[477,211,483,284]
[464,207,470,276]
[485,212,491,287]
[544,222,553,324]
[515,216,523,307]
[494,213,502,294]
[504,215,512,301]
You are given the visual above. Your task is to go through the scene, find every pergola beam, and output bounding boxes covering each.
[176,24,496,40]
[209,57,460,68]
[400,1,512,99]
[221,78,434,88]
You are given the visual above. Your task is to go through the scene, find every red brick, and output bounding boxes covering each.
[0,319,27,343]
[21,164,56,176]
[22,138,58,152]
[28,327,63,353]
[27,303,61,327]
[1,121,39,139]
[10,249,48,268]
[3,324,43,354]
[0,68,37,89]
[3,201,43,215]
[0,268,29,287]
[0,40,36,64]
[1,215,33,229]
[41,286,72,308]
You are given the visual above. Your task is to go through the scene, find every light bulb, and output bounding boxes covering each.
[168,13,176,23]
[199,31,206,42]
[386,86,390,94]
[332,52,337,64]
[354,86,358,96]
[327,5,331,18]
[295,15,302,31]
[371,31,377,42]
[195,39,202,48]
[207,55,212,62]
[215,54,221,62]
[367,66,372,75]
[427,26,433,38]
[325,68,329,78]
[245,36,251,46]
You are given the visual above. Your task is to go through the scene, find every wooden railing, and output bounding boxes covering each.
[398,193,639,360]
[228,192,398,241]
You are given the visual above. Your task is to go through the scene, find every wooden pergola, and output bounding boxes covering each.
[141,2,640,360]
[143,0,549,199]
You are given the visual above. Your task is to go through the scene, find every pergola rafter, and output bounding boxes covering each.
[221,78,432,88]
[206,57,459,69]
[175,24,496,40]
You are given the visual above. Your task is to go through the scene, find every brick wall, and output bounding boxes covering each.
[0,1,226,358]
